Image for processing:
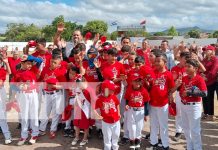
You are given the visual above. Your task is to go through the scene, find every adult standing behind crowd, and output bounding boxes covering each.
[160,40,175,70]
[201,45,218,121]
[54,22,83,60]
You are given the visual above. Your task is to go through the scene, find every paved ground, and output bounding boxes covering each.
[0,99,217,150]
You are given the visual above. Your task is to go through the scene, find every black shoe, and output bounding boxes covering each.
[144,133,150,140]
[157,139,162,147]
[173,132,182,141]
[119,137,129,145]
[135,139,141,149]
[162,146,169,150]
[63,129,71,137]
[129,140,135,149]
[0,127,2,133]
[16,123,21,129]
[69,129,75,138]
[146,144,158,150]
[98,129,103,139]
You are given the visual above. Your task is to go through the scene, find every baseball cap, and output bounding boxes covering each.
[101,80,116,90]
[130,73,142,81]
[202,45,215,51]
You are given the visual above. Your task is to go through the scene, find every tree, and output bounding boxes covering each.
[212,31,218,38]
[167,26,178,36]
[187,29,200,38]
[4,23,42,41]
[153,32,166,36]
[111,31,118,40]
[42,15,83,41]
[83,20,108,37]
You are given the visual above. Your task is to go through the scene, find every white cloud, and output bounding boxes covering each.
[0,0,218,33]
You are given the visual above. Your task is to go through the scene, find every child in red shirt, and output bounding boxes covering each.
[95,80,121,150]
[177,59,207,150]
[0,54,12,145]
[125,73,150,149]
[149,52,175,150]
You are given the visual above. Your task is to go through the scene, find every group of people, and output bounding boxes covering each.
[0,24,218,150]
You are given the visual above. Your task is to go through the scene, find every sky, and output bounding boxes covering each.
[0,0,218,33]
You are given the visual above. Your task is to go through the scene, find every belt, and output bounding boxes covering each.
[181,101,201,105]
[130,107,144,111]
[19,89,36,93]
[43,90,60,95]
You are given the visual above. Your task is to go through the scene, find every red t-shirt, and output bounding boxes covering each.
[125,87,150,107]
[95,94,120,124]
[0,67,7,82]
[179,74,207,103]
[171,64,186,80]
[136,48,151,67]
[11,69,37,90]
[149,70,175,107]
[8,57,21,76]
[102,61,125,94]
[83,62,99,82]
[32,51,52,71]
[39,66,67,91]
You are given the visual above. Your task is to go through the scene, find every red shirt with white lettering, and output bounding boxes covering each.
[32,51,52,71]
[11,69,37,90]
[8,57,21,76]
[95,94,120,124]
[125,86,150,107]
[102,61,125,94]
[171,64,186,80]
[179,74,207,103]
[149,70,175,107]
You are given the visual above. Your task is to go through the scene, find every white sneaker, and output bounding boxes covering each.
[5,138,12,145]
[29,136,38,144]
[17,138,26,146]
[80,139,88,146]
[71,138,79,146]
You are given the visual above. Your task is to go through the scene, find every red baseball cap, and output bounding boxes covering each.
[169,102,177,116]
[101,80,116,90]
[102,44,112,52]
[28,40,37,48]
[203,45,215,51]
[130,73,142,81]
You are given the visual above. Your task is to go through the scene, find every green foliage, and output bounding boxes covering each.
[153,32,166,36]
[4,23,42,42]
[42,15,82,41]
[167,26,178,36]
[212,31,218,38]
[83,20,108,37]
[110,31,118,40]
[187,29,200,38]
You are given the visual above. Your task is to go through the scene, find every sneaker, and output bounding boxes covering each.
[17,138,26,146]
[69,129,75,138]
[80,139,88,146]
[135,139,141,148]
[129,140,135,149]
[5,138,12,145]
[29,136,38,144]
[64,129,71,137]
[39,130,46,136]
[119,137,129,145]
[50,131,56,139]
[98,129,103,139]
[163,146,169,150]
[157,139,162,147]
[144,133,150,140]
[146,144,158,150]
[71,138,79,146]
[206,115,215,121]
[173,132,182,141]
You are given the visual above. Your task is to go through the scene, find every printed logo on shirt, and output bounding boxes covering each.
[112,67,118,78]
[131,93,143,105]
[154,75,166,90]
[102,99,117,114]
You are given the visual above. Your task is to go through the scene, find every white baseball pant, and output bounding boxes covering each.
[39,90,64,132]
[127,107,144,140]
[0,87,11,140]
[150,104,169,148]
[175,91,183,133]
[102,120,120,150]
[17,90,39,138]
[181,102,202,150]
